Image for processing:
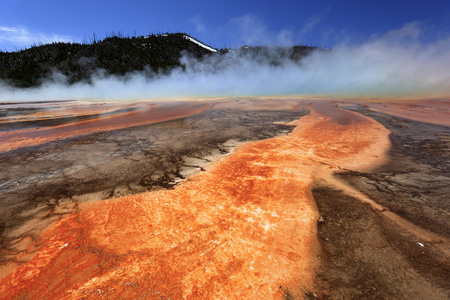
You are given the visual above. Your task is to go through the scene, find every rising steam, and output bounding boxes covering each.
[1,22,449,101]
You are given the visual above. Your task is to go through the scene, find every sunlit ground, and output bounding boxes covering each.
[0,98,448,299]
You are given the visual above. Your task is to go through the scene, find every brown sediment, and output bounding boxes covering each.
[311,101,450,299]
[337,102,450,239]
[0,101,393,299]
[0,101,129,124]
[342,99,450,126]
[213,98,307,112]
[315,170,450,254]
[0,102,213,152]
[312,187,450,299]
[0,99,306,281]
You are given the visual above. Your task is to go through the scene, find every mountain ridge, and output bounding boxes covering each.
[0,33,317,88]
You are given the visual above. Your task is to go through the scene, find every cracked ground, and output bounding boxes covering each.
[0,98,449,299]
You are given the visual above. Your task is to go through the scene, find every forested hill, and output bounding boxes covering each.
[0,33,317,88]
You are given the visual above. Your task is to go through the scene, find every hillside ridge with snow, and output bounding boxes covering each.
[0,32,316,88]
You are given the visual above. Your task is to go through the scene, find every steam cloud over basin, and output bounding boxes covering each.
[1,23,450,101]
[0,22,450,299]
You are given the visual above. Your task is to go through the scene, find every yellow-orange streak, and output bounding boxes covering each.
[351,99,450,126]
[0,101,391,299]
[0,102,212,152]
[0,102,132,124]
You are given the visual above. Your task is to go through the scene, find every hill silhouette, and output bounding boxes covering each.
[0,33,316,88]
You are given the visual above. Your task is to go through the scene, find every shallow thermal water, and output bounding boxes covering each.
[0,102,212,152]
[0,100,391,299]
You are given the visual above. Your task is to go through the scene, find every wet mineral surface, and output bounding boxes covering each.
[0,98,448,299]
[311,103,450,299]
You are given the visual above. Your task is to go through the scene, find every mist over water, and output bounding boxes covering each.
[1,23,449,101]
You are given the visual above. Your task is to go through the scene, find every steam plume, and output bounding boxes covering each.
[1,22,449,101]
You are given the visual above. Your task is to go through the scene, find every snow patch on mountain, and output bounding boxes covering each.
[184,35,217,53]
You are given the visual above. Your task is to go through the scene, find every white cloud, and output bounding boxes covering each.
[276,29,294,47]
[1,22,449,101]
[300,12,325,36]
[379,21,423,41]
[188,15,207,35]
[224,14,294,46]
[0,26,74,51]
[228,14,268,45]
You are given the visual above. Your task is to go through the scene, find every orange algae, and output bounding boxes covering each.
[354,99,450,126]
[0,102,212,153]
[0,101,391,299]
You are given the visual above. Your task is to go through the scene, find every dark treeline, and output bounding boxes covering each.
[0,33,317,88]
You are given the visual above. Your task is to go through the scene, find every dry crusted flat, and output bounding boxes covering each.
[310,105,450,299]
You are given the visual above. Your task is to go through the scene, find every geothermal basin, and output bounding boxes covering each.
[0,98,449,299]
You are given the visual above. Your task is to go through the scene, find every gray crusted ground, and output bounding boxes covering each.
[0,106,307,265]
[309,106,450,299]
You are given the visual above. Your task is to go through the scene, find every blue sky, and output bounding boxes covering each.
[0,0,449,51]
